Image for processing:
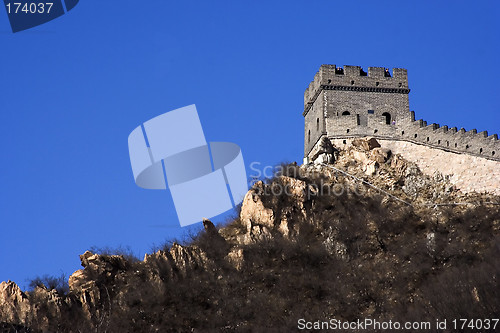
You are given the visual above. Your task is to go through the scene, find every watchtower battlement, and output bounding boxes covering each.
[304,65,409,115]
[303,64,499,162]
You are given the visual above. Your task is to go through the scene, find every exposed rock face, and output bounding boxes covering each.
[311,137,338,164]
[348,138,391,176]
[0,281,67,332]
[370,147,391,163]
[239,176,311,243]
[0,281,30,326]
[310,137,337,164]
[352,137,381,151]
[364,160,378,176]
[168,243,211,276]
[238,181,275,244]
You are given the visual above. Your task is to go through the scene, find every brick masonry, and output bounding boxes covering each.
[303,64,500,194]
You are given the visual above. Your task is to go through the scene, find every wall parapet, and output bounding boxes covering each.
[304,64,409,116]
[315,116,499,161]
[303,64,499,163]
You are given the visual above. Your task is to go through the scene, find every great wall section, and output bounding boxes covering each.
[303,64,500,195]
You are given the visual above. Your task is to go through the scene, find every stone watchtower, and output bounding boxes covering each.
[303,65,411,159]
[303,64,499,163]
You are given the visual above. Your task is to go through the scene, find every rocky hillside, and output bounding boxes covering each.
[1,138,499,332]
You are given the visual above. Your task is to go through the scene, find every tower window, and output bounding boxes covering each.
[414,134,418,138]
[347,129,350,133]
[376,82,380,86]
[479,148,483,153]
[316,118,319,131]
[382,112,391,125]
[401,131,405,135]
[351,80,355,85]
[308,130,310,144]
[374,129,378,134]
[368,110,374,114]
[342,111,350,116]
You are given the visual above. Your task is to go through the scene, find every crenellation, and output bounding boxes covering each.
[344,65,362,77]
[368,67,386,78]
[303,64,410,117]
[467,129,477,135]
[304,64,500,162]
[392,68,408,81]
[429,123,439,130]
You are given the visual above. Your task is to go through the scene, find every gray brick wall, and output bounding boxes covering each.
[304,64,499,162]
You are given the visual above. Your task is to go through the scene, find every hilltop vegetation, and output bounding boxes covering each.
[1,141,499,332]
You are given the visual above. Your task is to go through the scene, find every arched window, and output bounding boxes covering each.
[382,112,391,125]
[316,118,319,131]
[342,111,350,116]
[308,130,311,143]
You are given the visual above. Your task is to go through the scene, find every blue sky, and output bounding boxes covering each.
[0,1,498,288]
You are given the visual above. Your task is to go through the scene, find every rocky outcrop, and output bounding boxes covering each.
[348,138,391,176]
[238,181,275,244]
[0,281,30,326]
[370,147,391,163]
[0,281,67,332]
[238,176,312,243]
[1,141,499,332]
[352,137,381,151]
[310,137,338,164]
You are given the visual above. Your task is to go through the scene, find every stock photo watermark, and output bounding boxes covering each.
[4,0,80,32]
[248,161,372,200]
